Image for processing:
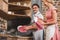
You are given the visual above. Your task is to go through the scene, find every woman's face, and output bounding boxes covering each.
[32,5,39,13]
[44,2,49,7]
[43,0,53,7]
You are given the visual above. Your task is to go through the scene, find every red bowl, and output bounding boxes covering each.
[17,26,27,32]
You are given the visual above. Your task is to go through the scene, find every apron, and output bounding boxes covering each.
[45,7,60,40]
[33,14,44,40]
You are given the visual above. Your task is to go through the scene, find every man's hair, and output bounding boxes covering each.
[32,4,40,8]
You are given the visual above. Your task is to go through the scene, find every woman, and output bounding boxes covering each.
[43,0,60,40]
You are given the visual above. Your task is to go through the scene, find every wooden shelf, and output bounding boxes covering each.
[0,10,30,20]
[9,0,31,2]
[0,33,32,40]
[0,33,32,38]
[8,3,31,11]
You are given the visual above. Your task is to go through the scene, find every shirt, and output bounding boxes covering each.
[32,11,44,23]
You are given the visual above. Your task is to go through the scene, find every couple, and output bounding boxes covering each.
[17,0,60,40]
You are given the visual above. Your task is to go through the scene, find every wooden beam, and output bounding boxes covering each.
[8,3,30,11]
[0,10,30,20]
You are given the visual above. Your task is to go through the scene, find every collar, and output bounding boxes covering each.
[34,11,40,16]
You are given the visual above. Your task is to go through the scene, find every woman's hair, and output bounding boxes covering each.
[46,0,54,4]
[32,4,40,8]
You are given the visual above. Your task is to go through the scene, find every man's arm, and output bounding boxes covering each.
[25,23,38,30]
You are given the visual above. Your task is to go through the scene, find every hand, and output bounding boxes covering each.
[43,23,47,29]
[44,26,47,29]
[24,27,29,31]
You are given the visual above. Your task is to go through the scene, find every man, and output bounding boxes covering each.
[25,4,44,40]
[32,4,44,40]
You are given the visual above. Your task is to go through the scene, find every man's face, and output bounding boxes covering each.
[32,5,39,13]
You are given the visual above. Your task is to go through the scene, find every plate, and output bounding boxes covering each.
[17,25,27,32]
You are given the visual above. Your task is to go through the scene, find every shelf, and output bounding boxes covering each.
[9,0,31,2]
[0,33,32,40]
[8,3,31,11]
[0,33,32,38]
[0,10,30,20]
